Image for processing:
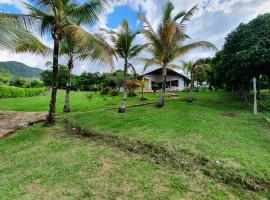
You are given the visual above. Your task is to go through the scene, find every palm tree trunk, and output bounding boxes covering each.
[187,71,194,102]
[63,57,73,113]
[119,58,128,113]
[44,38,59,126]
[157,62,167,108]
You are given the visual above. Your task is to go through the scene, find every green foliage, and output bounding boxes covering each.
[100,86,112,95]
[110,88,118,96]
[0,67,11,84]
[0,85,47,98]
[0,61,43,78]
[41,65,68,88]
[213,13,270,92]
[127,89,137,97]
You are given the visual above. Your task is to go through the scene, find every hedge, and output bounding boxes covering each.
[0,85,48,98]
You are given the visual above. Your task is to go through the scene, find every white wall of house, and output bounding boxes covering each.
[144,75,186,91]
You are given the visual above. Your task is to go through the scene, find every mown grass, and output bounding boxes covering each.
[69,92,270,191]
[0,91,269,199]
[0,90,159,113]
[0,124,265,199]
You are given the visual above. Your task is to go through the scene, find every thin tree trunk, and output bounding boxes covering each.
[157,62,167,108]
[44,39,60,126]
[63,57,73,113]
[118,58,128,113]
[187,71,194,102]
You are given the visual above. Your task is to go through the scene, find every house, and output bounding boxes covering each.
[142,68,190,92]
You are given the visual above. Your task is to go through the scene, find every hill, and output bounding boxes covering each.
[0,61,43,78]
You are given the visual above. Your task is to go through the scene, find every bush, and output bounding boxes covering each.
[110,89,118,96]
[91,85,99,93]
[100,86,112,95]
[0,85,47,98]
[128,89,137,97]
[86,93,93,100]
[152,83,159,93]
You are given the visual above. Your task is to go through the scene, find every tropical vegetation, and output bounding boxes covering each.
[102,20,146,112]
[139,2,217,107]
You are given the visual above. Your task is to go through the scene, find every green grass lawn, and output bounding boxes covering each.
[0,90,159,113]
[1,91,269,199]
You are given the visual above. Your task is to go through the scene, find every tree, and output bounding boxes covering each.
[40,65,69,89]
[0,68,12,84]
[21,0,117,125]
[182,59,205,102]
[102,20,146,113]
[140,1,217,107]
[213,13,270,105]
[60,32,113,113]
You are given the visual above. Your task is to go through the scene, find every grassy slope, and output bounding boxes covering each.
[0,91,269,199]
[70,92,270,185]
[0,124,263,199]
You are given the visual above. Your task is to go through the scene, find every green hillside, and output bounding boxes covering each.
[0,61,43,78]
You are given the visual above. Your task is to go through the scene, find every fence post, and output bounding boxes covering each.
[253,77,258,115]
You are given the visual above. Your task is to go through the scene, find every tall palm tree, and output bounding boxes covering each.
[102,20,146,113]
[60,32,114,113]
[140,1,217,107]
[182,59,205,102]
[21,0,117,125]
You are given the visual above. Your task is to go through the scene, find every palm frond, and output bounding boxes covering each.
[179,4,198,26]
[11,34,51,56]
[172,41,217,60]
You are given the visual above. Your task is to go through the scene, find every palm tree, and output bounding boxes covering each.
[182,59,205,102]
[0,13,49,54]
[137,79,147,101]
[60,33,114,113]
[20,0,117,125]
[102,20,146,113]
[140,1,217,107]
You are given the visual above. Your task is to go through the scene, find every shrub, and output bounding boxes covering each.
[110,89,118,96]
[86,93,93,100]
[91,85,99,93]
[152,83,159,93]
[128,89,137,97]
[100,86,112,95]
[0,85,47,98]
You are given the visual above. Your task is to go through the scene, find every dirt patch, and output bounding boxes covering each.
[0,111,47,139]
[220,112,238,118]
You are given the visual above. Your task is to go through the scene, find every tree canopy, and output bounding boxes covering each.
[213,13,270,94]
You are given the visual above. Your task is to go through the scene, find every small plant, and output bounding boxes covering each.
[128,89,137,97]
[86,93,93,100]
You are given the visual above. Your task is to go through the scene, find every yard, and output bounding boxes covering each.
[0,91,269,199]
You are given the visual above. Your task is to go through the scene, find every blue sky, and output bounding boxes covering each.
[0,0,269,74]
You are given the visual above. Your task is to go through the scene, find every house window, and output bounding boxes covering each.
[171,80,179,87]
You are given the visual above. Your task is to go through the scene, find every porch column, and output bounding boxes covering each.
[148,78,152,90]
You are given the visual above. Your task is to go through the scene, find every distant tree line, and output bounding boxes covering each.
[41,66,135,92]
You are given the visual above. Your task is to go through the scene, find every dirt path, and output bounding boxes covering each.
[0,111,47,139]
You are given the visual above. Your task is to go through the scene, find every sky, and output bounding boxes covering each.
[0,0,270,75]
